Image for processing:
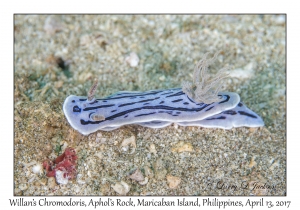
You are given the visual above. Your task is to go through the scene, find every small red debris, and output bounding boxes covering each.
[43,147,77,183]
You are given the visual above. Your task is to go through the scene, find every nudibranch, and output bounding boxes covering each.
[63,52,264,135]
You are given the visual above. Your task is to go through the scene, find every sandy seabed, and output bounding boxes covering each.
[14,15,286,196]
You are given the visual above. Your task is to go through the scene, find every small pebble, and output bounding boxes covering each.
[149,143,157,155]
[125,52,139,67]
[111,181,130,195]
[171,141,194,153]
[128,168,144,182]
[159,75,165,81]
[60,141,68,153]
[138,177,149,185]
[54,81,64,89]
[48,177,57,189]
[249,157,257,168]
[166,175,181,189]
[19,183,28,191]
[120,136,136,154]
[40,178,47,186]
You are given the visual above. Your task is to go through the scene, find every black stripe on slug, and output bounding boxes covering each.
[205,106,214,112]
[143,103,150,105]
[238,111,257,118]
[137,97,160,103]
[111,110,117,113]
[72,100,75,103]
[73,106,81,112]
[80,104,210,125]
[79,99,87,101]
[238,102,243,107]
[83,104,115,111]
[135,112,156,117]
[165,91,186,98]
[172,99,183,103]
[118,102,136,107]
[159,101,164,104]
[223,110,237,115]
[118,97,160,107]
[206,116,226,120]
[183,102,189,105]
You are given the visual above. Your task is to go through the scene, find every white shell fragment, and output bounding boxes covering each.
[128,168,145,182]
[32,164,43,175]
[63,88,264,135]
[55,169,69,185]
[111,181,130,195]
[138,177,149,185]
[120,136,136,154]
[166,175,181,189]
[125,52,139,67]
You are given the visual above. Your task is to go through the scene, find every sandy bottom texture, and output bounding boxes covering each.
[14,15,285,195]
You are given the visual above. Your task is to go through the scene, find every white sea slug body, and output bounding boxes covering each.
[64,52,264,135]
[63,88,264,135]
